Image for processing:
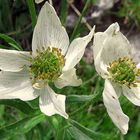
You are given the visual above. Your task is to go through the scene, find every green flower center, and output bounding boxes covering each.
[107,57,140,87]
[30,47,65,82]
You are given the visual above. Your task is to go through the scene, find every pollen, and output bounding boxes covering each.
[107,56,140,88]
[30,47,65,82]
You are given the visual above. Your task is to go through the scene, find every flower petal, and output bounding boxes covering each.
[63,26,95,71]
[39,85,68,119]
[32,2,69,56]
[35,0,44,3]
[94,50,109,78]
[0,49,31,72]
[101,32,131,65]
[0,69,38,101]
[103,79,129,134]
[54,68,82,89]
[93,22,119,60]
[93,32,107,59]
[123,84,140,106]
[93,23,132,78]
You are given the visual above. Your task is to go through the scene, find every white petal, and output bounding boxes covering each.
[0,49,31,72]
[39,85,68,119]
[105,22,120,35]
[103,79,129,134]
[123,84,140,106]
[111,82,122,97]
[100,32,131,65]
[93,23,131,78]
[0,69,38,101]
[93,32,108,59]
[54,68,82,89]
[35,0,44,3]
[93,22,119,60]
[94,49,109,78]
[63,26,95,71]
[32,2,69,56]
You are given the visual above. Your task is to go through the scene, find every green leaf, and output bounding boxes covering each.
[0,44,7,49]
[60,0,68,25]
[67,125,93,140]
[26,0,37,28]
[0,99,37,115]
[0,33,22,50]
[67,119,105,140]
[0,114,45,139]
[66,95,94,103]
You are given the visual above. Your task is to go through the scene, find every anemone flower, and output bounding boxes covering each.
[0,2,94,119]
[93,22,140,134]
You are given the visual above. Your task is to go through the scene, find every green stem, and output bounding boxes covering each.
[26,0,37,28]
[70,0,91,42]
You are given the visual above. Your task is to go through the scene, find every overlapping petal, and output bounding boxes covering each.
[32,2,69,56]
[123,85,140,106]
[0,49,31,72]
[63,26,95,71]
[93,32,107,59]
[103,79,129,134]
[39,85,68,119]
[54,68,82,89]
[93,23,131,78]
[100,32,131,65]
[93,23,119,60]
[0,69,38,101]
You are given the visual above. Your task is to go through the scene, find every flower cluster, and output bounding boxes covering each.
[0,1,139,135]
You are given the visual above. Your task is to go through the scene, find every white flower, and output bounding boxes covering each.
[93,22,140,134]
[0,2,94,119]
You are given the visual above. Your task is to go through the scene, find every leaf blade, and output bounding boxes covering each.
[0,33,22,50]
[0,114,45,139]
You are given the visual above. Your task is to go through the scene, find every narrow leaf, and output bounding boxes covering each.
[0,33,22,50]
[0,114,45,139]
[60,0,68,25]
[66,95,94,103]
[0,44,7,49]
[68,119,104,140]
[26,0,37,28]
[0,99,36,115]
[67,125,93,140]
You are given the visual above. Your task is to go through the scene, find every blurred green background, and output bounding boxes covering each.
[0,0,140,139]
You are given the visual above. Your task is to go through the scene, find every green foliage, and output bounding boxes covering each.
[0,0,140,140]
[26,0,37,28]
[60,0,69,26]
[0,114,45,139]
[117,0,140,25]
[0,99,37,115]
[67,119,105,140]
[0,33,22,50]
